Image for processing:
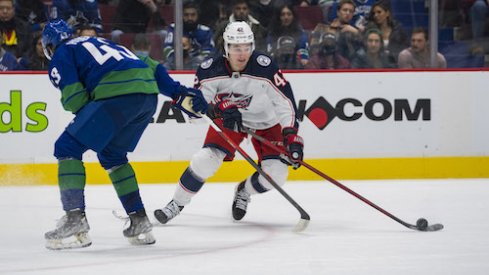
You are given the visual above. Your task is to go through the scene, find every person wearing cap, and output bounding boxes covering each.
[266,4,310,69]
[305,32,351,69]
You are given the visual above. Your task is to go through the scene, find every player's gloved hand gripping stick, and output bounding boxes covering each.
[282,127,304,169]
[173,87,209,118]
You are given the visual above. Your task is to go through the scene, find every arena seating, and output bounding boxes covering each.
[294,6,324,31]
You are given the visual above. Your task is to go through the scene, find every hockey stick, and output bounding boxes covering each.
[243,127,444,232]
[202,115,310,232]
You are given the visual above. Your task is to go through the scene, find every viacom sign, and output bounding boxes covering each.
[297,97,431,130]
[153,97,431,130]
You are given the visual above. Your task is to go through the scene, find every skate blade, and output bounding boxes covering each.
[126,231,156,246]
[45,232,92,250]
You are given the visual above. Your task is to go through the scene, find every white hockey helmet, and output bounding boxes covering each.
[223,21,255,57]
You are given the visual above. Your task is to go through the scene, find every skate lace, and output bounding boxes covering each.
[235,189,251,210]
[162,201,181,219]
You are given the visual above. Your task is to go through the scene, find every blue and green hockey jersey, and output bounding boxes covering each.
[48,36,159,114]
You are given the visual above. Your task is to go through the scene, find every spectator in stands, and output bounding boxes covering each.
[351,28,395,68]
[0,0,32,58]
[163,2,214,68]
[248,0,276,28]
[77,25,98,37]
[470,0,489,41]
[266,4,309,69]
[305,32,351,69]
[50,0,103,34]
[320,0,363,62]
[365,0,408,63]
[164,35,204,70]
[398,27,447,69]
[195,0,224,30]
[17,33,48,70]
[326,0,375,31]
[0,31,18,70]
[131,32,152,58]
[214,0,267,54]
[111,0,166,42]
[15,0,48,33]
[328,0,360,36]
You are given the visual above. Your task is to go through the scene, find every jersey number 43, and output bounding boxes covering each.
[82,39,139,65]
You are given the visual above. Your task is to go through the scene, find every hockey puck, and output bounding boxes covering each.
[416,218,428,230]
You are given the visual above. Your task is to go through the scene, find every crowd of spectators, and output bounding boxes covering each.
[0,0,488,72]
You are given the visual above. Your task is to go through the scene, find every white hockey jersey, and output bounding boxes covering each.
[195,52,299,130]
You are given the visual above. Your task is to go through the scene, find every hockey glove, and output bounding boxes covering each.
[213,100,243,132]
[282,127,304,169]
[173,87,208,118]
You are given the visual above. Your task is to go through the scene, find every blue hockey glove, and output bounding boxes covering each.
[173,87,208,118]
[282,127,304,169]
[214,100,243,132]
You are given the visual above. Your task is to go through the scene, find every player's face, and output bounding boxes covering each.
[228,43,253,71]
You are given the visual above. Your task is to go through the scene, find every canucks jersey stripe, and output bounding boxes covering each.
[61,82,90,113]
[92,68,159,100]
[98,68,155,84]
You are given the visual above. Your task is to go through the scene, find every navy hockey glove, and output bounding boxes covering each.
[173,87,208,118]
[213,100,243,132]
[282,127,304,169]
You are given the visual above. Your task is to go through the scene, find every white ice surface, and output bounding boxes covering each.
[1,179,488,275]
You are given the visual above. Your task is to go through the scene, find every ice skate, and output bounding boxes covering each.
[232,181,251,221]
[45,209,92,250]
[154,200,184,224]
[123,210,155,245]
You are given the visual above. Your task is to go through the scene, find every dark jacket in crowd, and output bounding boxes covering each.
[112,0,163,33]
[351,48,397,69]
[0,17,32,58]
[15,0,49,32]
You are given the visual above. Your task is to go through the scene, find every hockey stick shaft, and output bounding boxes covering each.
[202,116,310,225]
[243,128,425,230]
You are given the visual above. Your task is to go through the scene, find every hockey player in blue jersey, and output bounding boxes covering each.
[42,19,208,249]
[154,21,304,224]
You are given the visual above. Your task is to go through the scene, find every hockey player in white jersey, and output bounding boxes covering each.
[154,21,304,224]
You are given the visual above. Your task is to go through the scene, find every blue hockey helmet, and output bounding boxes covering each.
[42,19,74,60]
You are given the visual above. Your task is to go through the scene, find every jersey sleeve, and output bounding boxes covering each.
[139,55,181,99]
[48,46,89,114]
[263,58,299,130]
[193,58,220,103]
